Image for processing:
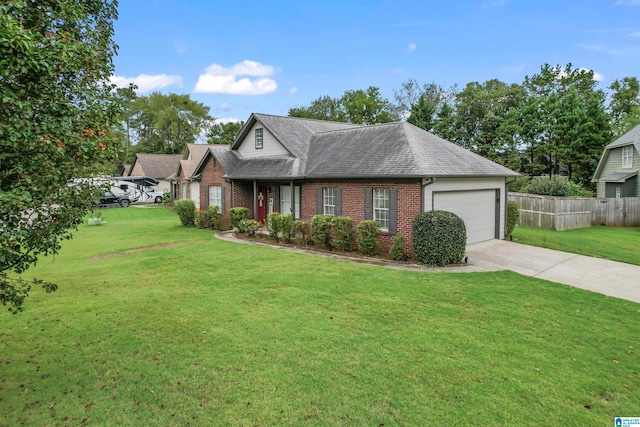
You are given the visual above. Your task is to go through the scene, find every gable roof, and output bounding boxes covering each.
[185,143,211,161]
[131,154,182,179]
[593,124,640,181]
[210,113,519,180]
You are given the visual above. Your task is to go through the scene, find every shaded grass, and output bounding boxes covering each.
[512,225,640,266]
[1,207,639,426]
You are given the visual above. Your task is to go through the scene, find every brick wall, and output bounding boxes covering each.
[232,181,255,219]
[198,156,231,214]
[302,179,422,255]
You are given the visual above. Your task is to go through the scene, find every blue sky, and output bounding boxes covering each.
[112,0,640,123]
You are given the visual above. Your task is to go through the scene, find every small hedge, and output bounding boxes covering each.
[229,207,250,228]
[268,212,293,243]
[238,219,260,236]
[175,200,196,227]
[389,234,406,261]
[311,214,333,249]
[356,220,380,256]
[412,210,466,266]
[519,175,592,197]
[506,200,520,239]
[293,220,312,245]
[197,205,224,230]
[330,216,355,251]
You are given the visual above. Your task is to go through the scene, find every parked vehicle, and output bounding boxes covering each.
[141,187,167,203]
[94,191,130,208]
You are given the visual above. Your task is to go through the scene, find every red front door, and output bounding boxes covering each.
[257,186,266,223]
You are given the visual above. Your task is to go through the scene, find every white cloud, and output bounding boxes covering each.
[194,60,278,95]
[578,67,604,81]
[219,102,231,111]
[408,43,417,52]
[215,117,242,124]
[289,87,298,94]
[110,74,183,93]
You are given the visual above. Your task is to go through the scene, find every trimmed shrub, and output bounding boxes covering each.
[279,214,294,243]
[506,200,520,239]
[356,220,380,256]
[175,200,196,227]
[521,175,592,197]
[412,210,466,266]
[197,205,223,230]
[293,220,312,245]
[238,219,260,236]
[330,216,355,251]
[267,212,282,241]
[389,234,406,261]
[229,207,250,228]
[311,214,333,249]
[507,175,530,193]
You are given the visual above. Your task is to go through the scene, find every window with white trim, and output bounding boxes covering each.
[622,145,633,168]
[280,185,301,218]
[373,189,390,231]
[208,185,222,209]
[255,128,263,149]
[324,188,336,215]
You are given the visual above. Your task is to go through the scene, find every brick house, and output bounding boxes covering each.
[192,113,519,254]
[129,153,182,194]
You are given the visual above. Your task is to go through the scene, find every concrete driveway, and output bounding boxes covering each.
[465,240,640,303]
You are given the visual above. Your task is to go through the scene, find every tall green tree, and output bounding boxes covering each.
[0,0,122,312]
[113,83,138,166]
[207,121,245,145]
[131,93,212,154]
[289,87,397,124]
[392,79,445,122]
[609,77,640,137]
[522,64,611,184]
[407,95,437,131]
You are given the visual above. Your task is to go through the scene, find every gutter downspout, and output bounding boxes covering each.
[421,177,436,213]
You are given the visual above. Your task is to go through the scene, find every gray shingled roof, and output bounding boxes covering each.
[214,114,519,180]
[307,122,519,178]
[593,124,640,181]
[599,171,638,182]
[133,154,182,179]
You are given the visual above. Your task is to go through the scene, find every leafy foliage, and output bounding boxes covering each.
[506,200,520,239]
[311,215,333,249]
[0,0,120,312]
[289,87,398,124]
[293,220,312,245]
[238,219,260,236]
[330,216,355,252]
[228,207,250,228]
[207,121,244,145]
[197,205,223,230]
[608,77,640,137]
[412,211,466,267]
[130,92,212,154]
[175,200,196,227]
[520,175,592,197]
[356,220,381,256]
[389,234,407,261]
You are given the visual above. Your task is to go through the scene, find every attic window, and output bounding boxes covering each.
[622,145,633,168]
[255,128,263,149]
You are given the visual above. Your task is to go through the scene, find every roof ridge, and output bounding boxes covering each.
[253,112,363,126]
[311,121,403,136]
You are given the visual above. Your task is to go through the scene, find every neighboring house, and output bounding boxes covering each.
[118,164,131,177]
[129,153,182,193]
[592,124,640,198]
[191,113,519,254]
[171,143,212,209]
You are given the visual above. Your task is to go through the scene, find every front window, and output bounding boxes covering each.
[373,189,389,231]
[280,185,301,218]
[324,188,336,215]
[181,183,187,199]
[209,185,222,209]
[622,145,633,168]
[255,128,263,149]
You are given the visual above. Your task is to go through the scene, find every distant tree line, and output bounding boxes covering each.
[288,63,640,188]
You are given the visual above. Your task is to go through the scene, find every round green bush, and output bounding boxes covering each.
[412,210,466,266]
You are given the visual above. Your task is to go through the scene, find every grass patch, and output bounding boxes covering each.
[512,225,640,266]
[1,207,639,425]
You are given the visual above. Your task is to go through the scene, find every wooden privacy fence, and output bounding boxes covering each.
[508,192,640,230]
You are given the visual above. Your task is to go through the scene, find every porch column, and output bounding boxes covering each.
[290,180,295,221]
[253,180,258,220]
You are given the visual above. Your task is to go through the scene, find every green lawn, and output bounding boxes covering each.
[512,225,640,266]
[1,206,639,426]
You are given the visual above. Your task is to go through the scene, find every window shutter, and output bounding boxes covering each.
[220,187,225,213]
[389,188,398,235]
[336,188,342,217]
[364,188,372,220]
[316,188,323,214]
[204,186,209,208]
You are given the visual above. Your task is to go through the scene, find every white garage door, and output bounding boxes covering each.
[433,190,496,244]
[189,182,200,209]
